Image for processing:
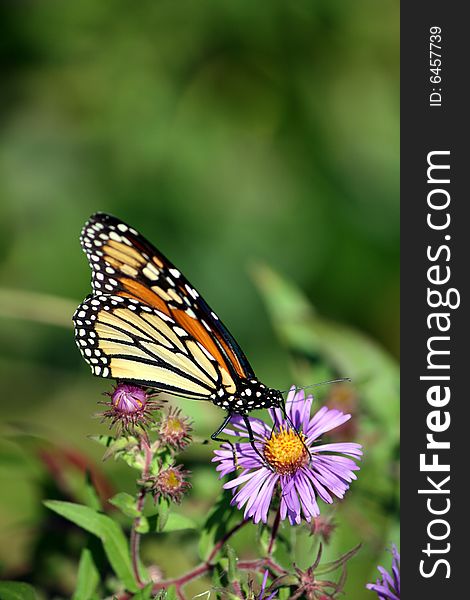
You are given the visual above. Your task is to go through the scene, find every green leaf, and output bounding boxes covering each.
[72,548,100,600]
[44,500,138,592]
[163,512,197,532]
[132,583,154,599]
[0,582,37,600]
[89,435,144,470]
[226,544,238,583]
[45,499,104,535]
[83,471,102,511]
[278,587,292,600]
[150,446,173,474]
[108,492,141,518]
[146,496,171,532]
[257,523,271,556]
[146,510,196,533]
[211,561,226,590]
[163,586,178,600]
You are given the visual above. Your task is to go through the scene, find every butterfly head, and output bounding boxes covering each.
[264,386,285,409]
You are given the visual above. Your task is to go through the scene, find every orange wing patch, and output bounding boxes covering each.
[173,283,250,380]
[172,309,236,392]
[213,331,249,379]
[172,309,227,369]
[118,278,171,316]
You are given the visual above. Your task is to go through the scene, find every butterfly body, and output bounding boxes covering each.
[208,379,283,414]
[73,213,284,423]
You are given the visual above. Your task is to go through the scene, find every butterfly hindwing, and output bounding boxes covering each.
[73,294,240,398]
[80,213,255,383]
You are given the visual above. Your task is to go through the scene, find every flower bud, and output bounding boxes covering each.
[159,407,192,451]
[150,465,191,504]
[100,383,162,434]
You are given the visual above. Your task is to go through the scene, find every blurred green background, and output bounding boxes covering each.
[0,1,399,598]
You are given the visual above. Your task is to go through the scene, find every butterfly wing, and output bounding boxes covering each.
[75,213,255,394]
[73,293,238,398]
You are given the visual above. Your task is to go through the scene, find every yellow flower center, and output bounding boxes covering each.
[167,417,183,432]
[162,470,181,489]
[263,427,309,474]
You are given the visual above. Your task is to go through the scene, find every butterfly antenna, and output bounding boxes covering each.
[280,377,352,396]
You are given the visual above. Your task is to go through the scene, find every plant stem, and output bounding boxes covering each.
[148,519,249,595]
[0,288,77,328]
[130,436,153,587]
[175,586,186,600]
[267,507,281,555]
[147,557,287,596]
[232,579,244,598]
[117,557,287,600]
[118,515,285,599]
[238,558,287,576]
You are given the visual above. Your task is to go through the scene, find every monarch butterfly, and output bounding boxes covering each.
[73,213,287,454]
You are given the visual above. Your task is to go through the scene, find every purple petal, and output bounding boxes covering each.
[311,442,363,458]
[293,472,319,519]
[300,466,334,503]
[306,408,352,442]
[233,468,277,510]
[259,569,269,598]
[280,473,296,496]
[268,406,284,428]
[212,443,263,477]
[287,387,304,427]
[224,468,261,490]
[243,471,277,520]
[367,544,400,600]
[300,394,314,432]
[252,473,278,523]
[282,485,301,524]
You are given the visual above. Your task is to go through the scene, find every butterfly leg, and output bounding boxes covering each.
[211,413,240,469]
[241,414,271,469]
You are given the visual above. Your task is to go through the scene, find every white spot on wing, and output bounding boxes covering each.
[143,263,160,281]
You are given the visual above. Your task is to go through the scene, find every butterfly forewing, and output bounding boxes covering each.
[80,213,255,385]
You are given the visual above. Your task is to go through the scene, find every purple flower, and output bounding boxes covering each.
[100,383,162,433]
[212,387,362,524]
[111,383,147,413]
[367,545,400,600]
